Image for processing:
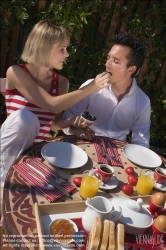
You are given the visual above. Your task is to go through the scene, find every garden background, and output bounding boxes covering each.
[1,0,166,150]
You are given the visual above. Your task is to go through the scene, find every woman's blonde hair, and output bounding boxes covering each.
[21,19,70,67]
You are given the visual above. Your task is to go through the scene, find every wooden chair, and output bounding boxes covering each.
[0,78,6,127]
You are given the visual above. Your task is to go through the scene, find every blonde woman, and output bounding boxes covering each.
[0,20,110,225]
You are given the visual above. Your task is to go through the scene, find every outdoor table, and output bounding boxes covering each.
[3,134,166,250]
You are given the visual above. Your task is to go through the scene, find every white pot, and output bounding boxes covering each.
[82,196,122,233]
[110,197,153,235]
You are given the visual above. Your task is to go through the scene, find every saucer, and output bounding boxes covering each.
[89,169,119,190]
[146,171,166,192]
[100,175,119,190]
[154,181,166,192]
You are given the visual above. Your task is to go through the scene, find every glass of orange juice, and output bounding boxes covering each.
[79,170,102,199]
[136,169,157,195]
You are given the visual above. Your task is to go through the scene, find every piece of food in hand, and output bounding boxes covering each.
[87,217,102,250]
[108,221,115,250]
[115,224,125,250]
[99,219,110,250]
[81,111,96,123]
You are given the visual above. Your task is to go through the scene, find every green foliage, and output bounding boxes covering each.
[1,0,166,148]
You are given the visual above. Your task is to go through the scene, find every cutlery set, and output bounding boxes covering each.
[26,161,69,196]
[27,171,54,190]
[32,159,66,184]
[100,139,118,164]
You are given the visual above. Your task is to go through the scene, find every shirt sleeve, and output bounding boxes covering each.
[131,100,151,148]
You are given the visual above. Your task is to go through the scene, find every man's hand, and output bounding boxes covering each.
[74,127,95,140]
[69,115,92,128]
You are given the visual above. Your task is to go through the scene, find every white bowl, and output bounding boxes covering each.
[49,218,78,248]
[81,113,96,124]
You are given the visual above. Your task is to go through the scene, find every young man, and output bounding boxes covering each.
[63,33,151,148]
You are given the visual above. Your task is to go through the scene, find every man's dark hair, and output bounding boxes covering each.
[113,33,146,77]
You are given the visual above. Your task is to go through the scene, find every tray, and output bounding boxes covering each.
[35,201,87,250]
[34,196,166,250]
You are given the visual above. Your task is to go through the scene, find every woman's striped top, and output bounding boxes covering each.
[5,64,59,143]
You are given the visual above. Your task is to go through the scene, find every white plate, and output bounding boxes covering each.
[122,144,162,168]
[41,142,88,169]
[89,169,119,190]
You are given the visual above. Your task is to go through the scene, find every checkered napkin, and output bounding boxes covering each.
[13,158,76,202]
[93,137,123,167]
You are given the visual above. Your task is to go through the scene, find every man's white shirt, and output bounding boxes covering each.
[63,78,151,148]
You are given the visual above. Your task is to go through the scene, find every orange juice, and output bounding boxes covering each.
[136,174,155,195]
[79,175,100,199]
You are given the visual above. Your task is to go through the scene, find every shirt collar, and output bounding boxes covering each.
[129,78,138,95]
[108,78,137,94]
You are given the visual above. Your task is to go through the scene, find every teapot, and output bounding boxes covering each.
[82,196,122,232]
[110,196,153,234]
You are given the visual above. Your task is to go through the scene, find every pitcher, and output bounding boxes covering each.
[82,196,121,232]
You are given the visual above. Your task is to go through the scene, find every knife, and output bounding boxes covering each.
[100,139,112,165]
[33,159,57,175]
[26,162,69,196]
[33,159,66,184]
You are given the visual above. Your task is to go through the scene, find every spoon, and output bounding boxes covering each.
[28,171,54,190]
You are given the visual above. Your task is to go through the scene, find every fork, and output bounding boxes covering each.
[99,139,112,165]
[33,160,66,184]
[107,142,117,160]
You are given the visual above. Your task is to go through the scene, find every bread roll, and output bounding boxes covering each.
[115,224,125,250]
[99,220,110,250]
[87,217,102,250]
[107,221,115,250]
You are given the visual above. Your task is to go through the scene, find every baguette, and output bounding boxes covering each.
[115,224,125,250]
[107,221,115,250]
[87,217,102,250]
[99,220,110,250]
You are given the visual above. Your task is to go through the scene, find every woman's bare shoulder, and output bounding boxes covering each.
[7,65,25,77]
[6,65,22,89]
[6,65,31,89]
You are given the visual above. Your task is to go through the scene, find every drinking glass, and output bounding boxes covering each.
[79,170,102,199]
[136,169,157,195]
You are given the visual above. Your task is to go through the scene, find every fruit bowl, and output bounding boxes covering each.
[81,111,96,124]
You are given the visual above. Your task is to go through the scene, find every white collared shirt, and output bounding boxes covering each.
[63,78,151,148]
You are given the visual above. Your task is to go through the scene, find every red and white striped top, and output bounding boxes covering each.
[5,64,59,144]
